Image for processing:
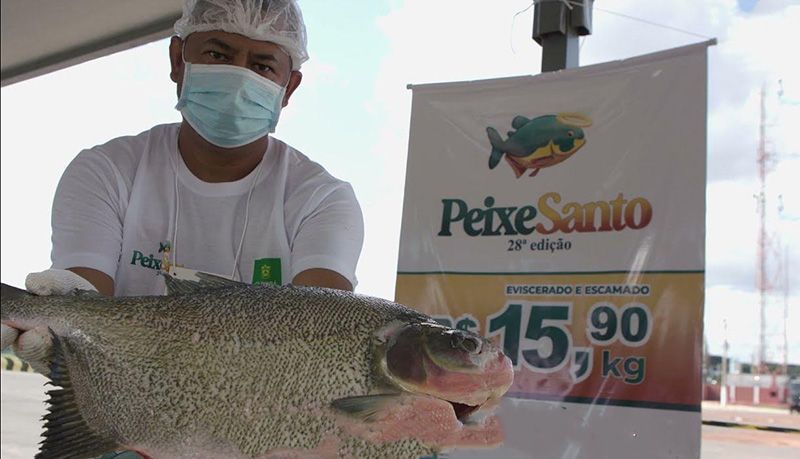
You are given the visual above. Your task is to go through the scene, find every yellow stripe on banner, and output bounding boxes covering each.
[1,354,35,372]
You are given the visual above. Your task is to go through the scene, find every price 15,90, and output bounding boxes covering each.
[487,302,652,372]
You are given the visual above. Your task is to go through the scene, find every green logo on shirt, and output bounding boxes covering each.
[130,250,162,270]
[253,258,282,285]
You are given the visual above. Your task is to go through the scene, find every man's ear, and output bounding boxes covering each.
[169,36,185,84]
[282,71,303,107]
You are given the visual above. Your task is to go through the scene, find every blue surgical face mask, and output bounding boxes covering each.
[175,62,286,148]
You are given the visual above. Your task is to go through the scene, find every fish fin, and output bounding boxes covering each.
[194,271,246,287]
[70,289,104,299]
[1,282,34,300]
[486,127,505,169]
[489,149,504,169]
[505,156,527,178]
[160,269,245,296]
[331,394,402,422]
[511,115,530,129]
[37,333,119,459]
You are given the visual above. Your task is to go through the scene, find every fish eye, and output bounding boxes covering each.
[462,336,481,353]
[450,332,482,354]
[567,130,575,137]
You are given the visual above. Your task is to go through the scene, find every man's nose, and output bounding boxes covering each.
[230,55,250,69]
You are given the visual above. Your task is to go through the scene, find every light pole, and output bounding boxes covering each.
[721,319,728,406]
[533,0,594,72]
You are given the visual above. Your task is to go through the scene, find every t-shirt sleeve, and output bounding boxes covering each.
[51,149,126,280]
[289,182,364,288]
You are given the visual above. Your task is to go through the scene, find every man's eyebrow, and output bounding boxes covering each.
[204,38,235,51]
[252,53,279,62]
[202,38,279,62]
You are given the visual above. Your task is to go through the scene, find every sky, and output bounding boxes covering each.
[1,0,798,366]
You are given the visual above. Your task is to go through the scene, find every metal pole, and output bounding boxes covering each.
[756,84,768,374]
[721,319,728,406]
[784,247,789,401]
[533,0,593,72]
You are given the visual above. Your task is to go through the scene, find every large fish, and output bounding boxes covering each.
[0,274,513,459]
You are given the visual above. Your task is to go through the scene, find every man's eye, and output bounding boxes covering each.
[254,63,273,73]
[208,51,227,61]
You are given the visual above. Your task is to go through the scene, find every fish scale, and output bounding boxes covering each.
[1,278,512,458]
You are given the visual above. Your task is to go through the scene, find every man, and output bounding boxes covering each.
[2,0,363,376]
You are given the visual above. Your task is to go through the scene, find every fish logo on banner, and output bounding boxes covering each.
[486,113,592,178]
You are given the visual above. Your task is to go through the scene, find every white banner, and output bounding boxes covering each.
[397,41,712,459]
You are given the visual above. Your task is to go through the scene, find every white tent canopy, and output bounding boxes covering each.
[1,0,183,87]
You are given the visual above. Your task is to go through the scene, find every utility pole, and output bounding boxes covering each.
[533,0,593,72]
[783,247,789,399]
[721,319,728,406]
[755,84,769,374]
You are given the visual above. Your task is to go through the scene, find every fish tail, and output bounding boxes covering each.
[486,127,505,169]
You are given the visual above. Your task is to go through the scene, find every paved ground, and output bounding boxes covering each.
[2,370,799,458]
[1,371,45,459]
[700,401,800,459]
[702,426,800,459]
[701,401,800,429]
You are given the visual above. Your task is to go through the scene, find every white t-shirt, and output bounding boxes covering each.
[51,123,364,296]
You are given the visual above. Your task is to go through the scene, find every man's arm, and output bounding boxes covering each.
[51,149,126,295]
[287,177,364,292]
[68,267,115,296]
[292,268,353,291]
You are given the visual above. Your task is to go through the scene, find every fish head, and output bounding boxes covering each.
[375,320,513,417]
[552,112,591,157]
[553,127,586,157]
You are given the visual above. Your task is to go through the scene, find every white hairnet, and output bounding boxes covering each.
[174,0,308,70]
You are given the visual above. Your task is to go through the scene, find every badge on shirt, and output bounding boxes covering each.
[253,258,282,285]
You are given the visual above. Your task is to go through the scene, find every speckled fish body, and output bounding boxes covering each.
[0,277,513,459]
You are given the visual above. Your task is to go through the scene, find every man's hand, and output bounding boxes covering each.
[0,269,98,373]
[26,268,100,295]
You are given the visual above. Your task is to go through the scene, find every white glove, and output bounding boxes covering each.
[1,269,97,373]
[25,268,98,295]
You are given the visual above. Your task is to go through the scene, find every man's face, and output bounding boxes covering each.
[169,30,302,107]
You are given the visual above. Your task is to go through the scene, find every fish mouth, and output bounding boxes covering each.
[382,352,512,424]
[442,390,506,425]
[450,401,480,422]
[333,392,505,449]
[555,137,586,156]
